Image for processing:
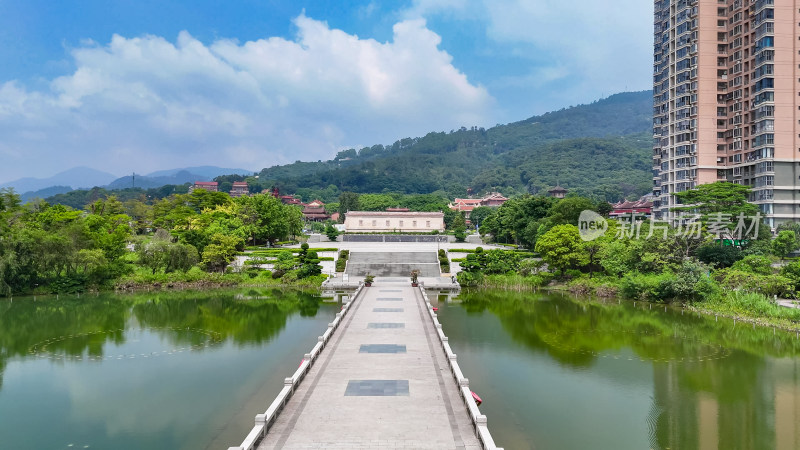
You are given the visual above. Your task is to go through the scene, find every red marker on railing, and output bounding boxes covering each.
[471,391,482,406]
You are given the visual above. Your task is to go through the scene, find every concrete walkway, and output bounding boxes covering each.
[778,299,800,309]
[256,281,481,449]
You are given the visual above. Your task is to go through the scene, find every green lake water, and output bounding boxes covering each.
[437,290,800,450]
[0,289,339,450]
[2,288,799,449]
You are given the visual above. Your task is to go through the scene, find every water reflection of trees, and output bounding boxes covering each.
[0,289,322,392]
[456,289,800,449]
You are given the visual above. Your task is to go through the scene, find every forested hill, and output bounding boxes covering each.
[241,90,653,201]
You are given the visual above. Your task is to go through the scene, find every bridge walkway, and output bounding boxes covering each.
[255,281,482,449]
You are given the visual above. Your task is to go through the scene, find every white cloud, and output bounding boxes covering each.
[0,14,492,183]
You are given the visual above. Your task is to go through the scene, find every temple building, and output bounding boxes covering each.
[229,181,249,198]
[448,192,508,220]
[343,211,445,232]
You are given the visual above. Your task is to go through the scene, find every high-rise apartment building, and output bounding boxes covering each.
[653,0,800,228]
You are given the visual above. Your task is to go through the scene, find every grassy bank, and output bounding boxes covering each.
[691,292,800,331]
[458,271,800,332]
[114,267,327,292]
[457,272,554,290]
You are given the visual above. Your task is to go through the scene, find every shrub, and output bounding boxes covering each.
[670,261,719,301]
[619,272,677,303]
[780,261,800,291]
[281,270,299,283]
[568,279,595,295]
[456,270,484,287]
[715,268,794,298]
[696,244,743,268]
[731,254,773,275]
[518,259,545,276]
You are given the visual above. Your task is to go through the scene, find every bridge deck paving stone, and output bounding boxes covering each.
[256,281,480,450]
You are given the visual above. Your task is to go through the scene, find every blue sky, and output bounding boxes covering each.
[0,0,653,184]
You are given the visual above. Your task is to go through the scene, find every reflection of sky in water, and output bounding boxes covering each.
[0,305,337,450]
[41,328,217,360]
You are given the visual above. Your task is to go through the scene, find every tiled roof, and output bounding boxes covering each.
[482,192,508,200]
[453,198,483,205]
[194,181,218,186]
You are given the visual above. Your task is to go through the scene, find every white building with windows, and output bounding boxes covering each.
[343,211,445,232]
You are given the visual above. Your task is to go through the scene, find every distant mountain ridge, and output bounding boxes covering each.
[144,166,252,178]
[8,166,251,202]
[1,167,118,194]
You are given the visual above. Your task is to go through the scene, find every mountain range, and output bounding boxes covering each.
[4,166,251,202]
[36,90,654,207]
[234,90,654,201]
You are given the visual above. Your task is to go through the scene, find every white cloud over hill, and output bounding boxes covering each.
[0,14,492,183]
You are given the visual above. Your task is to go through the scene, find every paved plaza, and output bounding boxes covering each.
[346,251,441,277]
[256,281,481,449]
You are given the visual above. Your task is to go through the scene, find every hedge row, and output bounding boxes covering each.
[336,249,349,272]
[438,249,450,273]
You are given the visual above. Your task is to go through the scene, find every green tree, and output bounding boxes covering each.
[135,239,198,274]
[672,181,757,222]
[451,212,467,242]
[188,189,231,212]
[534,224,588,275]
[469,206,494,229]
[338,192,360,222]
[297,250,322,278]
[246,194,303,245]
[599,240,637,276]
[489,195,555,248]
[696,244,742,268]
[274,250,296,272]
[201,234,242,272]
[771,230,798,260]
[325,223,340,241]
[731,254,773,275]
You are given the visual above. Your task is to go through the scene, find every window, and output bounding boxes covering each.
[399,220,404,227]
[386,220,390,227]
[372,220,377,226]
[413,220,417,227]
[359,220,363,226]
[426,221,431,228]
